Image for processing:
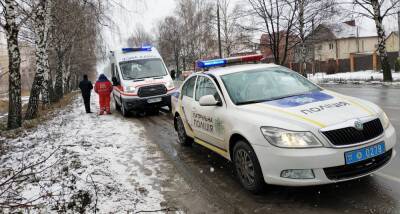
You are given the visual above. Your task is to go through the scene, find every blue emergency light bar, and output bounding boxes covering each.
[196,59,227,68]
[122,46,152,53]
[196,54,263,69]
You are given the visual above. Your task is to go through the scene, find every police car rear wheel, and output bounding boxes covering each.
[176,115,193,146]
[233,141,265,193]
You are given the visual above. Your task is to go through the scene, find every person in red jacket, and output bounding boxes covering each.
[94,74,113,115]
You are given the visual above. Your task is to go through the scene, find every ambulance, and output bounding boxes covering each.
[107,46,175,116]
[171,54,396,193]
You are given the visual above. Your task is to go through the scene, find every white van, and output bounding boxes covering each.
[107,46,175,116]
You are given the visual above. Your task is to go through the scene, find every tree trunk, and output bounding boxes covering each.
[26,0,47,120]
[54,50,64,101]
[298,0,307,77]
[4,0,22,129]
[41,0,52,105]
[63,44,74,93]
[372,0,392,81]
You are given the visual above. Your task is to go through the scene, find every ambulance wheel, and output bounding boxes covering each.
[233,141,265,194]
[176,115,193,146]
[115,98,121,111]
[121,102,130,117]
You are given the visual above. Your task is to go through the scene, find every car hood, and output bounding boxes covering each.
[238,90,380,129]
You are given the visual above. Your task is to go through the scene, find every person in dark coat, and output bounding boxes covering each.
[170,69,176,80]
[79,74,93,113]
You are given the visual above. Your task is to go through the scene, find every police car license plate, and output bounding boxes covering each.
[147,97,162,103]
[345,142,385,165]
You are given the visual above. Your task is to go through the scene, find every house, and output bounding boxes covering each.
[308,20,382,73]
[312,20,378,60]
[386,31,399,53]
[260,31,298,64]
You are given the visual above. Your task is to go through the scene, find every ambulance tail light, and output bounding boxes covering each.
[196,54,263,69]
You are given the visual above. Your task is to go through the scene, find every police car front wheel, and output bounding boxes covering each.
[233,141,265,193]
[176,115,193,146]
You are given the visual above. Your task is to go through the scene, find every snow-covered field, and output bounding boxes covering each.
[0,95,183,213]
[309,70,400,84]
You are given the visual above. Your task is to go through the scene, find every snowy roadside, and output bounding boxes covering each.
[0,94,184,213]
[0,96,30,119]
[309,70,400,85]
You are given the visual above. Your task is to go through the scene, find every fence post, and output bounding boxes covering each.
[350,53,355,72]
[372,52,377,71]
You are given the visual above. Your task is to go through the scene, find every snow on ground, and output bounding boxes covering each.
[0,94,178,213]
[0,96,30,119]
[309,70,400,85]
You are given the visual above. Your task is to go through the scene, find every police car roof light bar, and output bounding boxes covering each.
[197,54,263,69]
[197,59,227,68]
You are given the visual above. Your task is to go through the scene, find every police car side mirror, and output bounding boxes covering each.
[199,95,220,106]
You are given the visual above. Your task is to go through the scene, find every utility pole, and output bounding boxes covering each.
[398,10,400,57]
[217,0,222,58]
[312,18,315,75]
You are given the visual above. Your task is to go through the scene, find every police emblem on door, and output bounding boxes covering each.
[354,120,364,131]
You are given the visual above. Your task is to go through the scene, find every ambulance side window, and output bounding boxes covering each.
[182,76,196,98]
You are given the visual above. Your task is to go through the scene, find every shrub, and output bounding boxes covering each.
[395,58,400,72]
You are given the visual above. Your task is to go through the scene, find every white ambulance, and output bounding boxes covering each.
[171,54,396,193]
[107,46,175,116]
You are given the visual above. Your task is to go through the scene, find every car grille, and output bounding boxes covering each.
[322,119,384,146]
[137,84,167,98]
[324,149,392,180]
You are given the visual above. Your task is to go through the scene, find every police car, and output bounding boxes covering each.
[106,46,175,116]
[171,54,396,193]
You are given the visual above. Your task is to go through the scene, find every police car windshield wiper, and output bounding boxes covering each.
[236,99,275,105]
[271,92,309,101]
[236,91,316,105]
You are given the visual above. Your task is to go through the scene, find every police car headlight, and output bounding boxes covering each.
[125,86,136,93]
[260,127,323,148]
[165,80,175,90]
[380,111,391,129]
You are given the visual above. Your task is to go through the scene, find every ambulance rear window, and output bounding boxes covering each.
[119,58,167,80]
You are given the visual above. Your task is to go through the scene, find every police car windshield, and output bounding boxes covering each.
[119,58,167,80]
[221,67,321,105]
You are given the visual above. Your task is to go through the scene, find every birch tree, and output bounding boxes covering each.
[0,0,35,129]
[352,0,400,81]
[26,0,52,120]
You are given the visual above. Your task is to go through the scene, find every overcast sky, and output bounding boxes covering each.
[101,0,176,51]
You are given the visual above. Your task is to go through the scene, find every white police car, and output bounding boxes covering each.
[171,54,396,193]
